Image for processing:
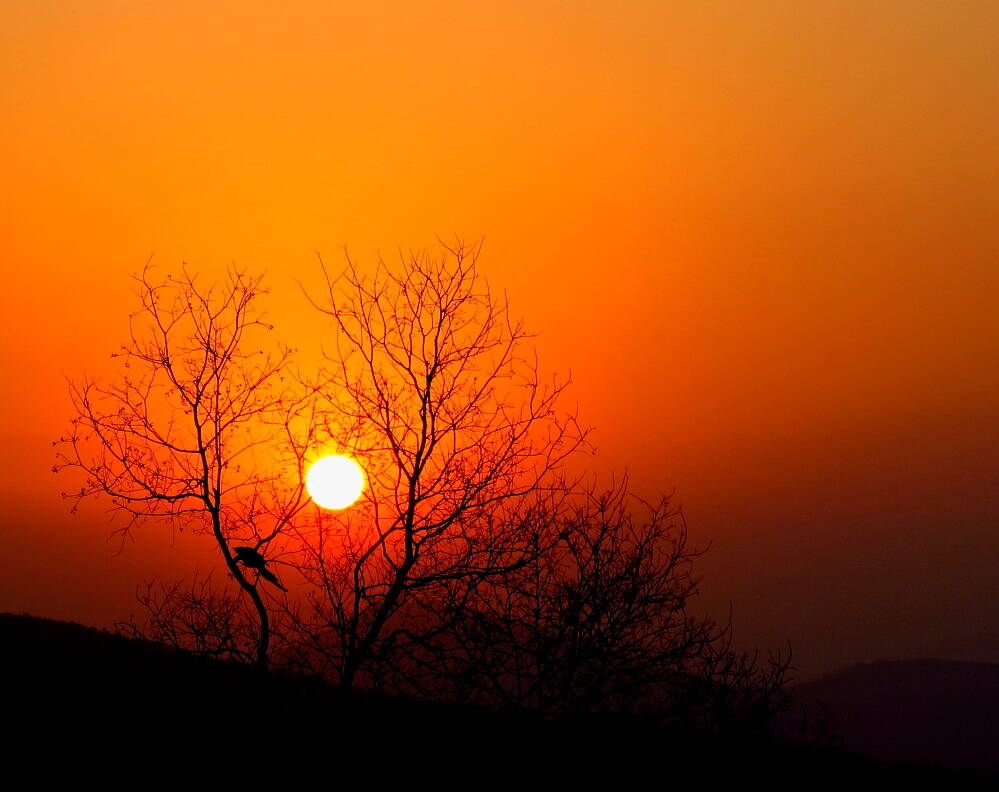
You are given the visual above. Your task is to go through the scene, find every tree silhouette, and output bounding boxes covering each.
[409,480,790,732]
[283,242,588,689]
[57,265,312,668]
[56,248,788,733]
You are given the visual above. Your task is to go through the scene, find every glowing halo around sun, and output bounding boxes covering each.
[305,455,366,510]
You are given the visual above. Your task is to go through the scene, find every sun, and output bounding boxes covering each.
[306,455,365,510]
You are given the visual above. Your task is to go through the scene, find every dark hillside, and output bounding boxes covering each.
[791,658,999,772]
[2,613,991,782]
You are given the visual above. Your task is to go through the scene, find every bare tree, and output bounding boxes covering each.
[55,249,787,734]
[57,264,313,668]
[424,481,790,733]
[285,242,588,689]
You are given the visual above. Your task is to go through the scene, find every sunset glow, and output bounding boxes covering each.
[306,455,365,510]
[1,0,997,687]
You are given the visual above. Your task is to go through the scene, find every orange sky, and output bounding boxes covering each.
[2,0,997,679]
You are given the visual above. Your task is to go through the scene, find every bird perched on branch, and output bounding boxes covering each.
[232,546,288,591]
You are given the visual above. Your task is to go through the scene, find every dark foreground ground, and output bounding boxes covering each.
[1,613,992,783]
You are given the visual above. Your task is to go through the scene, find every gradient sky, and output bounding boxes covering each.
[2,0,997,680]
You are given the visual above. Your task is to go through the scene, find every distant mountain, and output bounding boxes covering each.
[2,613,992,780]
[790,658,999,772]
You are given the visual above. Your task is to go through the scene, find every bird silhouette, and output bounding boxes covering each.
[232,546,288,591]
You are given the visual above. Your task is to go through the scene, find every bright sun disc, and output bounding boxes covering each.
[306,455,365,510]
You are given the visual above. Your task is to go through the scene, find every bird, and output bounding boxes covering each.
[232,546,288,591]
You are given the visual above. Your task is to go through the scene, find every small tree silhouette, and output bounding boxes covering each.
[57,265,313,668]
[413,481,790,732]
[283,242,588,689]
